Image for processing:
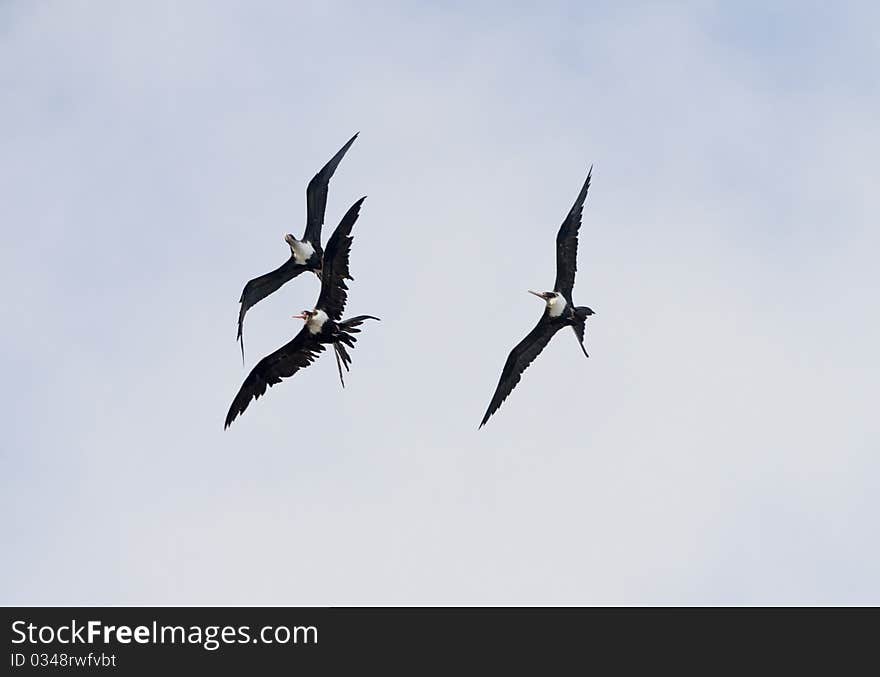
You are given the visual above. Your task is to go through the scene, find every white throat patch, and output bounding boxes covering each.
[547,294,567,318]
[307,309,329,334]
[290,239,315,265]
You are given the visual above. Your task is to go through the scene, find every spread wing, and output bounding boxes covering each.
[303,132,358,245]
[225,327,326,428]
[553,166,592,304]
[479,315,562,428]
[316,196,365,321]
[236,258,308,363]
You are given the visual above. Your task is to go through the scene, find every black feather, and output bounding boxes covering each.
[316,197,366,321]
[480,315,562,428]
[553,166,592,304]
[303,132,359,245]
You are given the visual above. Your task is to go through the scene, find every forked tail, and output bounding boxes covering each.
[331,315,380,388]
[333,343,351,388]
[572,306,592,358]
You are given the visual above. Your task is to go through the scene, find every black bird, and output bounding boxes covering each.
[225,197,379,429]
[479,167,596,428]
[236,132,358,362]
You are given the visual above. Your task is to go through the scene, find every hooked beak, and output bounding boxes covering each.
[528,290,545,299]
[284,233,295,245]
[291,313,307,320]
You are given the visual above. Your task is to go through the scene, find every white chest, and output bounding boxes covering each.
[291,239,315,265]
[547,295,567,318]
[307,309,329,334]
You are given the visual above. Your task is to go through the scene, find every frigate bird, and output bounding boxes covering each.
[479,167,596,428]
[225,197,379,429]
[236,132,358,362]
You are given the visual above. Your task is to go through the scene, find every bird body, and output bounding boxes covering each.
[286,235,319,267]
[532,291,592,330]
[236,132,359,361]
[545,292,567,318]
[305,308,330,334]
[480,167,595,428]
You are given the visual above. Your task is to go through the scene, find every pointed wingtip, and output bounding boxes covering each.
[347,196,367,214]
[237,307,247,365]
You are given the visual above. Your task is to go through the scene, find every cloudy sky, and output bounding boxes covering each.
[3,1,879,603]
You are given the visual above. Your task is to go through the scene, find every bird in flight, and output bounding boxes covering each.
[479,167,596,428]
[225,196,379,429]
[236,132,359,362]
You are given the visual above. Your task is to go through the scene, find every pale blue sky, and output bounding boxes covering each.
[2,1,878,603]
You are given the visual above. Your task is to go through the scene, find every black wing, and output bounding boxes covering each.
[225,327,325,428]
[479,315,563,428]
[553,166,592,304]
[316,196,365,321]
[237,258,308,363]
[302,132,359,245]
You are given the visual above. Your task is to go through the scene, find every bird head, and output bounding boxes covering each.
[528,290,559,302]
